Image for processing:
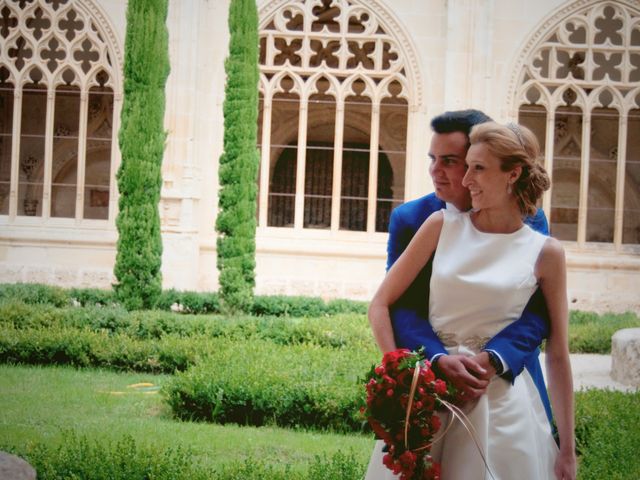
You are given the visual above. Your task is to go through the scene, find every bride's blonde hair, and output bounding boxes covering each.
[469,122,550,216]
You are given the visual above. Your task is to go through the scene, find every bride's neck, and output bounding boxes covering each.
[470,206,523,234]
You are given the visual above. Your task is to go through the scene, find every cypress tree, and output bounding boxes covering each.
[114,0,170,310]
[216,0,260,313]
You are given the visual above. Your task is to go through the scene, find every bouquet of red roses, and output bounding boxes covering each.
[362,349,457,480]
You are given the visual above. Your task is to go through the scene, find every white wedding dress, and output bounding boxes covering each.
[365,210,558,480]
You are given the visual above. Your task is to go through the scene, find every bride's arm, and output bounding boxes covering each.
[537,238,576,480]
[369,211,444,353]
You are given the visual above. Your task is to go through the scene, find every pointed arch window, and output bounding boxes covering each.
[257,0,410,233]
[515,2,640,248]
[0,0,118,221]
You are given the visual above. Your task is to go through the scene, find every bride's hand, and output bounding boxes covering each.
[434,354,489,400]
[554,448,576,480]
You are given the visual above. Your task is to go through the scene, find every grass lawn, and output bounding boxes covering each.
[0,364,373,473]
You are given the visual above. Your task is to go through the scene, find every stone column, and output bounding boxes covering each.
[0,452,36,480]
[611,328,640,387]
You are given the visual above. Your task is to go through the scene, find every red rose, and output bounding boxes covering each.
[431,415,441,432]
[423,368,436,383]
[434,379,447,395]
[383,374,397,386]
[363,349,453,480]
[424,460,441,480]
[422,395,435,411]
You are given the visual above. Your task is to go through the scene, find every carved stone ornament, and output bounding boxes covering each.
[0,0,121,221]
[513,1,640,112]
[258,0,416,104]
[0,0,119,88]
[23,197,38,216]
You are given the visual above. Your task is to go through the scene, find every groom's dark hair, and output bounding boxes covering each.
[430,109,492,143]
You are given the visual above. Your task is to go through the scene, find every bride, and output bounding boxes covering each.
[366,122,576,480]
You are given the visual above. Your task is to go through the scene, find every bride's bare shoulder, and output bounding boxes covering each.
[536,236,566,279]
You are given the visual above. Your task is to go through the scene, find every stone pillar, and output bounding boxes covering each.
[0,452,36,480]
[443,0,493,112]
[161,0,229,292]
[611,328,640,387]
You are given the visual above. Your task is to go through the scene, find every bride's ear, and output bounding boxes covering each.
[509,166,522,183]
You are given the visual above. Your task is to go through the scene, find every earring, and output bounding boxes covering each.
[507,183,512,195]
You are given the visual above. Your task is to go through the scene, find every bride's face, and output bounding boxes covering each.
[462,143,520,210]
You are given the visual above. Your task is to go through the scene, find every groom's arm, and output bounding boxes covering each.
[387,206,448,361]
[483,288,549,381]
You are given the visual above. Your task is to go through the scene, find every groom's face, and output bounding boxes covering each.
[428,131,472,211]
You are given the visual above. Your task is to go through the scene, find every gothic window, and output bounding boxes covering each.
[515,2,640,247]
[257,0,410,233]
[0,0,118,221]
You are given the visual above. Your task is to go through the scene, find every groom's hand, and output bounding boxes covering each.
[434,355,490,400]
[472,351,497,380]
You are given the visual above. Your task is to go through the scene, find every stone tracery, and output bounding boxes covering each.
[515,0,640,248]
[257,0,413,233]
[0,0,118,220]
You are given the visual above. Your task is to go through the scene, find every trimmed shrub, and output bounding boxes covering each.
[251,295,367,317]
[155,289,221,314]
[10,432,214,480]
[0,308,376,374]
[575,389,640,480]
[1,301,374,349]
[114,0,170,310]
[0,283,69,307]
[252,295,327,317]
[0,324,205,373]
[220,452,364,480]
[215,0,260,313]
[164,339,376,432]
[5,432,365,480]
[69,287,116,306]
[0,283,369,317]
[568,311,640,353]
[326,298,368,315]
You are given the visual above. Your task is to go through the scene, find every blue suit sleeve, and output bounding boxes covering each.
[386,208,407,271]
[484,288,549,382]
[387,207,448,359]
[525,207,549,235]
[485,208,551,381]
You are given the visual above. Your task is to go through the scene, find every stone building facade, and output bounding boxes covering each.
[0,0,638,312]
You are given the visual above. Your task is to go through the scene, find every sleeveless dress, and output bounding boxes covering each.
[365,210,558,480]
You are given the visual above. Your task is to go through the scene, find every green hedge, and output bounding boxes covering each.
[0,284,368,317]
[0,283,71,307]
[0,324,204,373]
[0,302,376,374]
[6,432,364,480]
[568,311,640,353]
[0,301,373,347]
[222,452,364,480]
[165,339,376,432]
[252,295,367,317]
[11,433,211,480]
[575,389,640,479]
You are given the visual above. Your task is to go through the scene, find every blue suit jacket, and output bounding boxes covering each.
[387,193,553,423]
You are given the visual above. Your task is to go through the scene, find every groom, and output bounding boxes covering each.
[388,109,551,417]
